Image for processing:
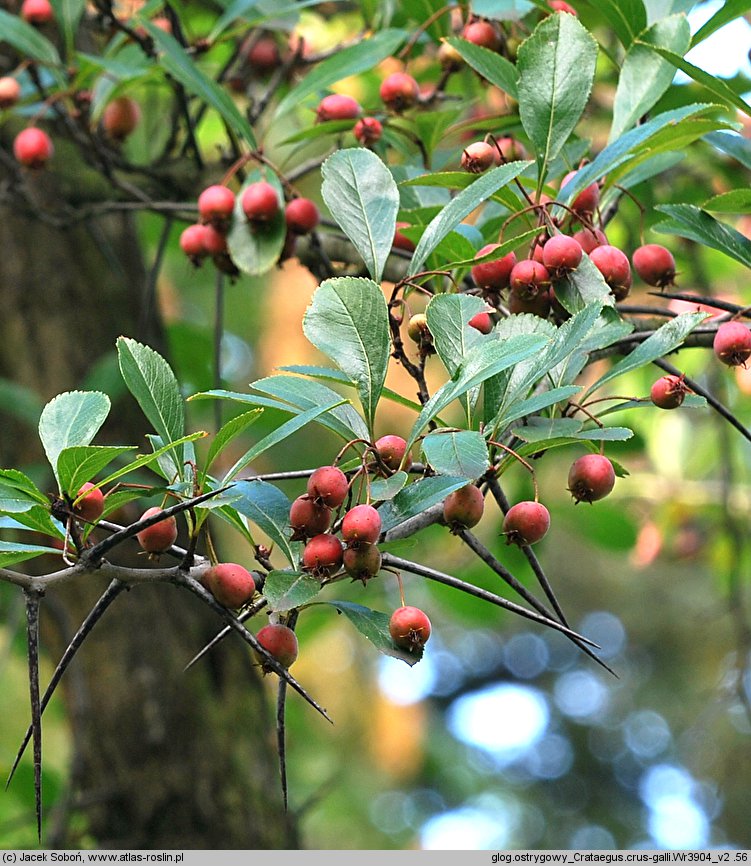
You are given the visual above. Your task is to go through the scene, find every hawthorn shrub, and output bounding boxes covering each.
[1,0,750,846]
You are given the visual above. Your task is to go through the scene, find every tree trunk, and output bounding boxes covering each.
[0,138,296,849]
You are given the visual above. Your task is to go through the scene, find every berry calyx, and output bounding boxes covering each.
[471,244,516,291]
[302,533,344,576]
[468,311,493,334]
[289,495,332,539]
[561,171,599,217]
[285,197,320,235]
[380,71,419,112]
[13,127,54,168]
[502,501,550,546]
[316,93,361,122]
[206,563,257,609]
[102,96,141,140]
[713,320,751,367]
[353,116,383,146]
[21,0,53,24]
[241,181,280,223]
[389,606,431,652]
[198,185,235,225]
[568,454,616,504]
[589,245,632,301]
[74,482,105,524]
[307,465,349,508]
[461,141,496,174]
[542,234,582,278]
[509,259,550,301]
[374,435,411,472]
[443,484,484,530]
[462,20,501,52]
[135,506,178,553]
[632,244,677,288]
[343,544,382,583]
[256,623,298,669]
[0,77,21,109]
[341,504,382,545]
[651,375,689,409]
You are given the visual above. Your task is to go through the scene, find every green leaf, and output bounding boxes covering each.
[644,0,697,24]
[231,480,297,566]
[38,391,111,485]
[444,36,519,99]
[302,277,390,434]
[595,0,648,48]
[323,600,423,665]
[0,470,49,506]
[321,149,400,284]
[517,13,598,169]
[691,0,751,46]
[492,385,582,431]
[203,410,263,478]
[98,432,206,488]
[611,15,691,142]
[584,311,708,398]
[221,400,346,483]
[370,471,409,501]
[274,28,407,119]
[379,475,469,533]
[422,431,489,479]
[117,337,185,474]
[50,0,85,56]
[408,335,549,448]
[553,254,616,315]
[703,190,751,214]
[0,482,42,515]
[638,43,751,117]
[704,131,751,169]
[0,9,61,66]
[3,505,62,538]
[408,161,533,275]
[263,570,322,612]
[0,541,61,568]
[57,445,135,499]
[141,21,257,147]
[512,418,633,442]
[655,204,751,268]
[226,169,286,276]
[425,294,488,378]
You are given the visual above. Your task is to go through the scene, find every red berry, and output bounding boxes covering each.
[245,37,280,73]
[713,321,751,367]
[341,504,382,545]
[307,465,349,508]
[509,259,550,301]
[389,606,431,651]
[13,127,54,168]
[180,224,209,260]
[256,623,298,669]
[461,141,496,174]
[241,181,280,223]
[492,137,528,164]
[135,506,178,553]
[302,533,344,576]
[285,198,319,235]
[74,482,105,524]
[509,289,552,319]
[573,227,608,254]
[503,501,550,546]
[561,171,599,217]
[353,116,383,146]
[462,20,501,51]
[201,224,228,256]
[393,222,416,253]
[632,244,677,288]
[548,0,577,13]
[407,313,430,344]
[589,245,632,301]
[198,185,235,224]
[102,96,141,140]
[316,93,361,122]
[568,454,616,504]
[206,562,257,608]
[380,72,419,112]
[471,244,516,291]
[374,435,411,472]
[289,495,332,539]
[20,0,53,24]
[542,234,582,277]
[468,311,493,334]
[650,375,688,409]
[0,77,21,109]
[443,484,484,529]
[343,544,382,582]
